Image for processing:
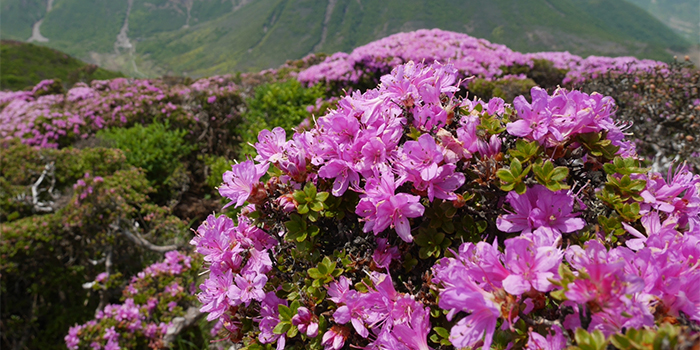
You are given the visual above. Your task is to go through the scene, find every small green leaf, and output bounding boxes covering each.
[434,327,450,338]
[308,268,324,279]
[273,321,291,335]
[316,192,329,202]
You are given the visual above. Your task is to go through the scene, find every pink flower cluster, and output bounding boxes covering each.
[65,251,195,350]
[324,273,432,350]
[190,213,277,323]
[433,169,700,347]
[506,87,635,155]
[72,173,104,205]
[1,76,238,148]
[297,29,663,87]
[194,60,700,349]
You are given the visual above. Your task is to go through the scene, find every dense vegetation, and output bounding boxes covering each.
[1,29,699,350]
[0,0,691,76]
[0,41,123,91]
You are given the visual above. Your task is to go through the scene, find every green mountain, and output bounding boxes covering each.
[624,0,699,44]
[0,40,123,91]
[1,0,691,77]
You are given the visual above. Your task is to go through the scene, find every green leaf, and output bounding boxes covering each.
[273,321,291,335]
[298,204,309,214]
[287,325,298,338]
[304,182,317,199]
[434,327,450,338]
[309,225,320,237]
[315,192,329,202]
[310,201,324,212]
[308,268,324,279]
[278,305,292,320]
[497,168,515,183]
[511,157,523,175]
[293,190,308,204]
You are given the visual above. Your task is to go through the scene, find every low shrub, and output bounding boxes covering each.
[190,61,700,350]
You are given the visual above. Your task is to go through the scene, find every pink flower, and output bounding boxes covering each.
[227,272,267,306]
[321,326,348,350]
[372,238,400,269]
[393,307,432,350]
[219,160,269,208]
[497,185,584,245]
[292,307,319,337]
[525,325,566,350]
[502,237,562,295]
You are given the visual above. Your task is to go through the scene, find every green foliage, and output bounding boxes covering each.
[292,182,330,220]
[0,40,122,91]
[307,256,343,289]
[238,79,325,158]
[97,121,194,198]
[430,326,452,346]
[577,132,620,162]
[572,328,608,350]
[202,155,234,189]
[610,323,679,350]
[501,59,569,88]
[497,158,531,194]
[597,164,647,222]
[0,140,127,222]
[1,142,188,350]
[532,159,570,192]
[468,77,537,102]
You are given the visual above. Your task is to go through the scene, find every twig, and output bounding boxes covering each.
[162,306,203,347]
[31,162,56,212]
[112,219,179,253]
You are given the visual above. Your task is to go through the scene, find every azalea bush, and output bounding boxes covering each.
[192,61,700,350]
[574,59,700,173]
[296,29,663,90]
[64,251,203,350]
[2,28,698,350]
[0,141,191,350]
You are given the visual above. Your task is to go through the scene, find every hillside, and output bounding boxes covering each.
[0,0,690,77]
[0,40,123,91]
[624,0,699,44]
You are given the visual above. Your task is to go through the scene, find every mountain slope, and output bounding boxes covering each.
[624,0,699,44]
[1,0,690,77]
[0,40,123,91]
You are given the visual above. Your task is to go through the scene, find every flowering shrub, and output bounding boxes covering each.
[0,76,241,150]
[574,59,700,173]
[65,251,202,350]
[0,142,192,349]
[297,29,663,90]
[192,61,700,349]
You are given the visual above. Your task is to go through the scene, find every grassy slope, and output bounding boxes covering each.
[0,0,47,41]
[143,0,689,75]
[624,0,699,44]
[0,0,690,76]
[40,0,128,56]
[0,41,123,91]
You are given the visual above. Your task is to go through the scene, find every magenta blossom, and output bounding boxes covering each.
[227,272,267,306]
[219,160,269,208]
[496,185,584,244]
[525,325,566,350]
[372,238,401,269]
[502,237,562,295]
[322,326,348,350]
[292,307,319,338]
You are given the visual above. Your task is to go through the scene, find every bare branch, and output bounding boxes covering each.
[31,162,56,212]
[112,220,179,253]
[163,306,203,347]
